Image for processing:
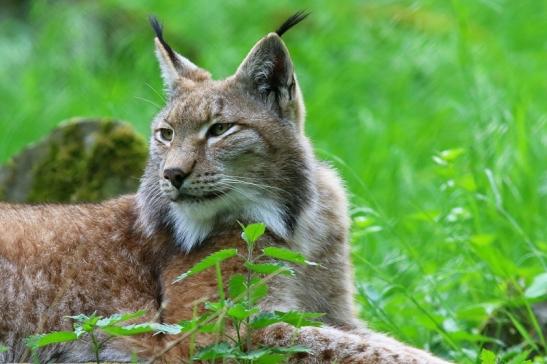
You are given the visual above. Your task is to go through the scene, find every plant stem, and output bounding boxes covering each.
[215,262,226,342]
[244,243,254,350]
[90,332,100,364]
[234,321,243,351]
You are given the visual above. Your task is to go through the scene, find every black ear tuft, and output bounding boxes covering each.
[149,16,177,64]
[275,10,310,37]
[149,15,163,39]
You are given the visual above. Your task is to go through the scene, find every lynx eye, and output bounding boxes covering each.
[157,128,174,143]
[208,123,233,137]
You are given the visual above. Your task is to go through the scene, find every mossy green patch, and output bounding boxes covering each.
[26,119,147,203]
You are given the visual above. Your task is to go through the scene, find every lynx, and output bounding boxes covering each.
[0,13,450,363]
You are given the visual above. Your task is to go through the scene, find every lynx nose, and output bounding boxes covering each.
[163,168,187,189]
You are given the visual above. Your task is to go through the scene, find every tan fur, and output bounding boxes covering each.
[0,197,162,362]
[0,196,448,363]
[0,16,451,363]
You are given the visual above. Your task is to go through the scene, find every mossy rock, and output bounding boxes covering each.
[0,118,147,203]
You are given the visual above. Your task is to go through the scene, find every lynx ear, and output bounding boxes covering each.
[235,34,304,123]
[149,17,210,94]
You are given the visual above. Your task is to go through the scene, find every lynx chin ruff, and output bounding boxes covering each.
[0,13,450,363]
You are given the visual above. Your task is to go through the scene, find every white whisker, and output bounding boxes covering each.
[219,175,285,193]
[134,96,162,110]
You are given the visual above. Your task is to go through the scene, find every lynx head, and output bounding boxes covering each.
[137,12,314,250]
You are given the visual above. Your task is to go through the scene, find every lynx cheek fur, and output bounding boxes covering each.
[0,14,451,363]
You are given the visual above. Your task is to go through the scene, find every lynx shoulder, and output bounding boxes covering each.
[0,13,450,363]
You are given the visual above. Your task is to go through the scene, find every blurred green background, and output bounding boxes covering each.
[1,0,546,362]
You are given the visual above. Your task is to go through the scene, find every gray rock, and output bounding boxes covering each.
[0,118,147,203]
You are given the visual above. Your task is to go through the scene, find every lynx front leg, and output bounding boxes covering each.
[255,323,451,364]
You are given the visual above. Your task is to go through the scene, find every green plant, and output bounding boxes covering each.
[171,222,322,363]
[23,223,322,363]
[25,310,179,364]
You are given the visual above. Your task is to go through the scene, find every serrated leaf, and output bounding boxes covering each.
[250,311,323,329]
[254,311,323,329]
[66,313,90,322]
[229,274,246,300]
[100,322,181,337]
[227,303,259,320]
[173,248,238,283]
[276,311,324,328]
[100,324,154,337]
[250,312,282,329]
[236,348,297,362]
[241,223,266,246]
[69,313,100,333]
[25,331,78,350]
[96,310,146,327]
[263,247,315,266]
[234,348,271,360]
[192,342,235,360]
[149,323,182,335]
[525,272,547,298]
[244,262,295,276]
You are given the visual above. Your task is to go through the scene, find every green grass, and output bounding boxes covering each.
[1,0,546,362]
